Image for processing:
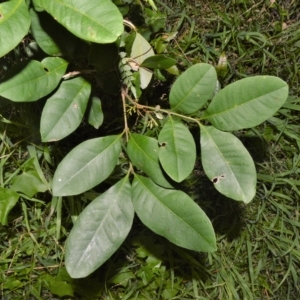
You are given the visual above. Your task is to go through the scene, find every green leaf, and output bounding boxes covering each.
[87,96,103,129]
[48,280,74,298]
[10,170,48,198]
[30,9,78,57]
[132,175,216,252]
[0,0,31,58]
[65,177,133,278]
[204,76,289,131]
[130,32,154,89]
[32,0,44,12]
[158,117,196,182]
[169,63,217,114]
[41,77,91,142]
[0,57,68,102]
[52,135,122,196]
[10,157,48,198]
[127,133,173,188]
[140,55,176,69]
[0,188,19,225]
[200,125,256,203]
[39,0,123,43]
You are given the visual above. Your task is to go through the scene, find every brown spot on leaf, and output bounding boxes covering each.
[212,174,225,184]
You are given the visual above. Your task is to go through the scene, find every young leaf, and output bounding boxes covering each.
[0,57,68,102]
[0,188,19,225]
[140,55,177,69]
[158,117,196,182]
[30,9,78,57]
[204,76,289,131]
[87,96,104,129]
[41,76,91,142]
[65,176,133,278]
[200,125,256,203]
[130,32,154,89]
[52,135,122,196]
[0,0,31,58]
[127,133,173,188]
[132,175,216,252]
[169,63,217,114]
[39,0,123,43]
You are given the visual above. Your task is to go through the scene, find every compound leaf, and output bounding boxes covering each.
[132,175,216,252]
[52,135,122,196]
[158,117,196,182]
[0,57,68,102]
[0,0,31,58]
[200,125,256,203]
[41,76,91,142]
[170,63,217,114]
[204,76,289,131]
[65,176,133,278]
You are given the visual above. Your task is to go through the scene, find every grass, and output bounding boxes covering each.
[1,0,300,299]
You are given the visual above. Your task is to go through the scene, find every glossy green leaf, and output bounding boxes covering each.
[140,55,176,69]
[127,133,173,188]
[0,0,31,58]
[132,175,216,252]
[0,188,19,225]
[204,76,289,131]
[39,0,123,43]
[52,135,122,196]
[200,125,256,203]
[0,57,68,102]
[65,177,133,278]
[130,32,154,89]
[87,96,103,129]
[170,63,217,114]
[41,77,91,142]
[158,117,196,182]
[30,9,77,57]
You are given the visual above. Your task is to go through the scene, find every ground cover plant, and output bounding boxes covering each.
[0,0,300,299]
